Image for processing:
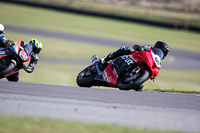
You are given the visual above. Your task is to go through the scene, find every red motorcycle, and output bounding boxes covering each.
[77,48,162,91]
[0,40,32,79]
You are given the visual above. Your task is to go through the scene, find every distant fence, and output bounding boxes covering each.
[1,0,200,33]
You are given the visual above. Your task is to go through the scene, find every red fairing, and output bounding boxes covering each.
[104,62,118,87]
[0,55,7,58]
[152,67,160,78]
[130,49,160,79]
[103,48,161,87]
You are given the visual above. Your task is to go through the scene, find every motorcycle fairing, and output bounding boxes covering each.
[131,51,154,68]
[103,62,118,87]
[0,54,6,58]
[103,55,136,87]
[112,55,136,76]
[131,49,160,79]
[11,40,31,69]
[0,48,7,59]
[151,51,161,68]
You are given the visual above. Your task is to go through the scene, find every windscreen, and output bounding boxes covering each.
[24,44,33,55]
[152,48,164,60]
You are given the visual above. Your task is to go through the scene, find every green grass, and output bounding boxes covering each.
[0,115,184,133]
[1,2,200,53]
[19,62,83,86]
[28,0,200,26]
[144,89,200,94]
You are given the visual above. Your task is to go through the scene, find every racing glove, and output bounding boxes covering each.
[24,53,39,73]
[143,45,151,52]
[133,44,143,51]
[133,44,151,52]
[6,40,15,47]
[120,45,129,50]
[25,66,34,73]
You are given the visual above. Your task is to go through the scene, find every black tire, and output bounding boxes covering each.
[118,70,149,90]
[0,61,16,79]
[76,65,97,87]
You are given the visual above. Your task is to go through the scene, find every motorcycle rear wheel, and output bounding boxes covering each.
[118,70,149,90]
[76,65,97,87]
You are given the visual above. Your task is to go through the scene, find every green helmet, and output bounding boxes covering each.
[29,38,43,54]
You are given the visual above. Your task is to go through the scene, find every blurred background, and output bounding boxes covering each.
[0,0,200,92]
[30,0,200,26]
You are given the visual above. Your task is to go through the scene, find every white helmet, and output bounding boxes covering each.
[0,23,5,32]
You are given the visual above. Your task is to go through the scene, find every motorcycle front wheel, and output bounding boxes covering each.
[76,65,97,87]
[0,58,16,79]
[118,70,149,90]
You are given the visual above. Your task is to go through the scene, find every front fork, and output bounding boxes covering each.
[123,66,141,83]
[91,55,106,82]
[91,55,102,74]
[133,66,140,74]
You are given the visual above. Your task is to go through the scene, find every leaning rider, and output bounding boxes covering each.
[100,41,170,91]
[0,24,43,82]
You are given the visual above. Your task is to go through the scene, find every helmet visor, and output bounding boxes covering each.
[24,43,33,55]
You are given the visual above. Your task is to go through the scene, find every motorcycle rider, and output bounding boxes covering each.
[100,41,170,91]
[0,24,43,82]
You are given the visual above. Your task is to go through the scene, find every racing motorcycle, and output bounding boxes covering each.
[77,48,161,91]
[0,40,32,79]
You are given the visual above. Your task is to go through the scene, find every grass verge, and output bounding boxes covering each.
[144,89,200,94]
[0,115,183,133]
[19,62,84,86]
[144,69,200,92]
[23,0,200,26]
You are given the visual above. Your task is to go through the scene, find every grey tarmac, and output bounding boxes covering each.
[0,81,200,132]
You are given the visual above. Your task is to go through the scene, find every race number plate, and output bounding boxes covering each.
[112,55,136,77]
[121,55,135,65]
[19,50,28,61]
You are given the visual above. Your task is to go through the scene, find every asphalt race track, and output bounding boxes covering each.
[0,81,200,132]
